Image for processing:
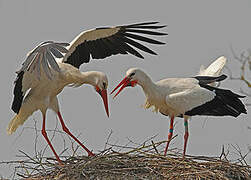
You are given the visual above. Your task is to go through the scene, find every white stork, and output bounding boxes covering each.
[8,22,167,164]
[111,56,247,157]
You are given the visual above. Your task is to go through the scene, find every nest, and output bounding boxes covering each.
[11,140,251,180]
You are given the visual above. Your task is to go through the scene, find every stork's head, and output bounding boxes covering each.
[111,68,147,98]
[92,72,109,117]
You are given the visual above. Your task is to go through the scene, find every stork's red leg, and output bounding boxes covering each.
[57,112,95,157]
[41,113,62,164]
[183,117,189,158]
[164,116,174,156]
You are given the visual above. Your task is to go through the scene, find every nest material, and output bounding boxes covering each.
[15,141,251,180]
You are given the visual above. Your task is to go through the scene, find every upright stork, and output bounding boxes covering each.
[8,22,167,164]
[111,56,247,157]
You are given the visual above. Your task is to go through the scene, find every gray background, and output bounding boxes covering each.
[0,0,250,178]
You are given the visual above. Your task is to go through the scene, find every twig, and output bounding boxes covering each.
[151,140,159,154]
[103,129,113,150]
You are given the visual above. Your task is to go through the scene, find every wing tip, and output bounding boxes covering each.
[125,21,167,29]
[217,74,227,81]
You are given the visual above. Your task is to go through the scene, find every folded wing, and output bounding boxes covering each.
[166,85,216,114]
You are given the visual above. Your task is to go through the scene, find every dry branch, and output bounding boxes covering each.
[4,140,251,180]
[229,47,251,90]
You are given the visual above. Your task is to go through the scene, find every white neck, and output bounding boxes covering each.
[80,71,99,86]
[66,71,99,87]
[137,72,159,99]
[135,71,168,114]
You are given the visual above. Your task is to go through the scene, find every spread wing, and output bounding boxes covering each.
[18,41,69,80]
[62,22,167,68]
[11,41,69,113]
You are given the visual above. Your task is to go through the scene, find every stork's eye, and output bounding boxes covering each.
[103,82,107,89]
[130,72,135,77]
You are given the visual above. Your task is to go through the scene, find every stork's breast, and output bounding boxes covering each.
[144,98,175,116]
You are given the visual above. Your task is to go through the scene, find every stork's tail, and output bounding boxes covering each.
[7,114,27,135]
[199,56,227,76]
[185,84,247,117]
[198,56,227,87]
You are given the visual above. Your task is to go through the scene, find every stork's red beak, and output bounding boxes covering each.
[101,89,109,117]
[111,76,137,98]
[96,87,109,117]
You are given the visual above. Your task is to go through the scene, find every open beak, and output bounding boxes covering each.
[98,89,109,117]
[111,76,137,98]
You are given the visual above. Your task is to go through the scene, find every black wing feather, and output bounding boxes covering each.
[106,36,128,55]
[194,74,227,84]
[124,21,160,27]
[125,29,167,36]
[64,22,166,68]
[122,32,166,44]
[102,38,121,55]
[72,42,90,68]
[95,39,110,58]
[121,36,157,55]
[80,42,90,64]
[120,42,144,59]
[11,71,24,113]
[88,40,101,59]
[184,84,247,117]
[126,25,166,29]
[112,34,144,58]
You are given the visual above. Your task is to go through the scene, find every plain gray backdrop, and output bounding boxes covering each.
[0,0,250,178]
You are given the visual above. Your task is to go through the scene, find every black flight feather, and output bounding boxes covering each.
[64,22,166,68]
[194,74,227,85]
[184,84,247,117]
[11,71,24,113]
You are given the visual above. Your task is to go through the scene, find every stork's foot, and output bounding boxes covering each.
[164,116,175,156]
[88,151,95,157]
[49,157,64,166]
[57,161,64,166]
[164,140,171,156]
[58,159,63,165]
[182,154,186,160]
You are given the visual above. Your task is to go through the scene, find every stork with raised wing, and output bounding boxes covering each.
[8,22,167,164]
[111,56,247,157]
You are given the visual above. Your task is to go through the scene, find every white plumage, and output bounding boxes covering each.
[112,56,246,157]
[199,56,226,76]
[165,81,215,115]
[9,22,166,164]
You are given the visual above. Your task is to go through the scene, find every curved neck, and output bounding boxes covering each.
[137,72,158,98]
[67,71,98,87]
[80,71,98,86]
